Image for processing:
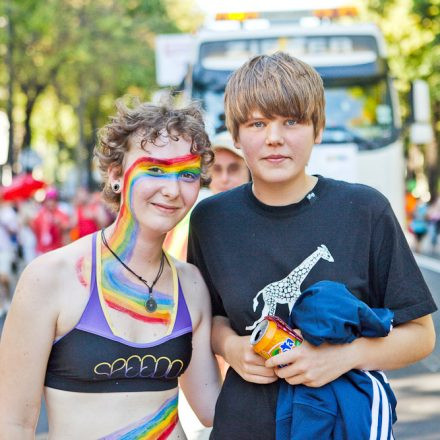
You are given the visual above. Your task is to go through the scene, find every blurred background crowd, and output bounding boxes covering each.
[0,187,115,316]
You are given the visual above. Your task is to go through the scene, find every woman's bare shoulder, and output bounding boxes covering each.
[16,234,95,305]
[171,258,210,328]
[172,258,207,293]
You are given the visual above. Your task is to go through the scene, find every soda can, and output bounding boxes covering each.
[250,316,302,360]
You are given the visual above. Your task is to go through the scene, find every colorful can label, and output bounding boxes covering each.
[250,316,302,360]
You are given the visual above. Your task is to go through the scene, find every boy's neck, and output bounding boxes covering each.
[251,174,318,207]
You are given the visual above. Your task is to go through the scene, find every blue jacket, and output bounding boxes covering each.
[276,281,397,440]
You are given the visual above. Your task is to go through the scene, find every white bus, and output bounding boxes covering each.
[188,23,405,221]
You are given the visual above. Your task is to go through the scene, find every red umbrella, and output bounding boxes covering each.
[0,173,46,201]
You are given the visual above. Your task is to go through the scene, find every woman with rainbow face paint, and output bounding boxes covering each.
[0,100,221,439]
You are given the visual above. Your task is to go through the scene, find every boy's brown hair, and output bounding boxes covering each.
[95,98,213,211]
[224,52,325,140]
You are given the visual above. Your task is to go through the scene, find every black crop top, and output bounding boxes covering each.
[44,233,193,393]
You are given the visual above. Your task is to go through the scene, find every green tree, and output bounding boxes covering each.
[1,1,73,153]
[365,0,440,198]
[52,0,181,186]
[0,0,202,187]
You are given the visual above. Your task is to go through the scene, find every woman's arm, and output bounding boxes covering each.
[178,265,221,427]
[0,256,60,439]
[266,314,436,387]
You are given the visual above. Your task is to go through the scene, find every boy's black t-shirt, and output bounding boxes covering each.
[187,176,437,440]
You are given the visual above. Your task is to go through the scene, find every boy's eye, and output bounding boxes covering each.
[253,121,265,128]
[147,167,165,175]
[179,171,200,182]
[285,119,297,126]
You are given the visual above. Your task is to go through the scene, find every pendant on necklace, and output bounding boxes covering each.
[145,297,158,313]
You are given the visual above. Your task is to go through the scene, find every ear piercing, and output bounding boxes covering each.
[112,182,121,193]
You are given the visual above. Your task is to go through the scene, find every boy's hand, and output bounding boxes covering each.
[265,340,352,387]
[224,334,278,384]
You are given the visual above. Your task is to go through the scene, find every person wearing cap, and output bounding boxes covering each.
[210,131,250,195]
[163,131,250,261]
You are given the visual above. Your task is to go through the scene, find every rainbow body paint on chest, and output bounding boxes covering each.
[101,154,201,325]
[100,394,178,439]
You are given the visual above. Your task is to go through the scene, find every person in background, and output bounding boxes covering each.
[17,200,38,268]
[164,130,250,261]
[427,196,440,253]
[31,187,70,255]
[70,187,109,241]
[405,188,417,229]
[410,198,429,253]
[0,200,19,317]
[209,131,250,195]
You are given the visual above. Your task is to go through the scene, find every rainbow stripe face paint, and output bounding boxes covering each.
[129,154,202,183]
[100,154,201,325]
[100,395,178,439]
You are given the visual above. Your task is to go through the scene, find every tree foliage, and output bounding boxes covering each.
[0,0,198,187]
[364,0,440,196]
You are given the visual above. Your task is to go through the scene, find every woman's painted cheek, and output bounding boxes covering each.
[118,163,151,219]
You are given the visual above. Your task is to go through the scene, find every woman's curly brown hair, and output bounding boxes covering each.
[94,98,214,211]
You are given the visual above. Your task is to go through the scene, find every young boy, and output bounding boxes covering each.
[187,52,437,440]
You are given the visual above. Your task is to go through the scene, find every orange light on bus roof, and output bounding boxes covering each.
[314,7,358,18]
[215,12,259,22]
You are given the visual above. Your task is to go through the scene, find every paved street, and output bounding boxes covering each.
[1,252,439,439]
[387,259,440,439]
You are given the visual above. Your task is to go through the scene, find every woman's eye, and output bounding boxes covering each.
[286,119,297,126]
[179,171,199,182]
[148,167,164,175]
